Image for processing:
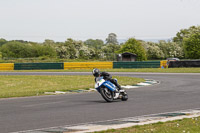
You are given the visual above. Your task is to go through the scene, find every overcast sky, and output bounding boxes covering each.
[0,0,200,42]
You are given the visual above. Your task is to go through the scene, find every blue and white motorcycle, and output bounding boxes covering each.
[95,77,128,102]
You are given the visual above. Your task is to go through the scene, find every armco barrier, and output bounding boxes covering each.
[64,62,113,69]
[113,61,160,68]
[0,63,14,70]
[169,61,200,68]
[14,63,64,70]
[1,61,163,70]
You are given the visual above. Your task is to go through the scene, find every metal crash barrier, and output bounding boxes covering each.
[0,63,14,70]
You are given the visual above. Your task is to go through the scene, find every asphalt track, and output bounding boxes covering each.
[0,72,200,132]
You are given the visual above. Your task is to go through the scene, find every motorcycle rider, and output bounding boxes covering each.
[92,68,122,91]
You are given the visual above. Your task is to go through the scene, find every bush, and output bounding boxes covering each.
[0,41,57,58]
[118,38,147,61]
[184,33,200,59]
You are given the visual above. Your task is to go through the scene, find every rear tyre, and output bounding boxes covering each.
[121,91,128,101]
[100,87,114,102]
[121,94,128,101]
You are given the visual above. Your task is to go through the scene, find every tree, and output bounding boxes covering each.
[158,40,184,59]
[0,38,7,47]
[173,26,200,44]
[63,39,77,59]
[0,52,2,59]
[56,38,93,59]
[102,43,120,60]
[43,39,55,46]
[0,41,56,58]
[102,43,120,53]
[173,25,200,59]
[167,42,184,58]
[84,39,104,49]
[106,33,118,44]
[118,38,147,61]
[66,38,87,59]
[1,41,35,58]
[183,33,200,59]
[145,42,164,59]
[56,44,69,59]
[38,44,57,58]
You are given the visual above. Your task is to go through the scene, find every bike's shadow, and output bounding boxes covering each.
[89,99,122,103]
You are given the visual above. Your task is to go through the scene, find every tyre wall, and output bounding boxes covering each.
[168,61,200,68]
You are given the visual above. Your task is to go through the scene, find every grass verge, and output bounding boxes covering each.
[1,68,200,73]
[0,75,144,98]
[95,116,200,133]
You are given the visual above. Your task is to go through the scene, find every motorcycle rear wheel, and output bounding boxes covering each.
[100,87,114,102]
[121,91,128,101]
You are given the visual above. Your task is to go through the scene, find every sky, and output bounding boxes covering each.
[0,0,200,42]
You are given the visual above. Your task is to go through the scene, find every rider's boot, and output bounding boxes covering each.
[116,84,125,92]
[116,84,122,90]
[114,89,119,93]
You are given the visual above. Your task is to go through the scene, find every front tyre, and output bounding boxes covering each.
[100,87,114,102]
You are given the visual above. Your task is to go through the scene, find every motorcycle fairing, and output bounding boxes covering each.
[102,81,116,91]
[96,80,116,92]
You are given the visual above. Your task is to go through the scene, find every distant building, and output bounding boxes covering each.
[117,52,137,61]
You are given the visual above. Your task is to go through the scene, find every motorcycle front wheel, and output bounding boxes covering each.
[100,87,114,102]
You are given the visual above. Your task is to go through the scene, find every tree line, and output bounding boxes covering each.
[0,26,200,61]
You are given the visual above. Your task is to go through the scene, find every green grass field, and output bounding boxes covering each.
[0,75,144,98]
[95,116,200,133]
[1,68,200,73]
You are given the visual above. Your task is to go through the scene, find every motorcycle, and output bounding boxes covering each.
[95,77,128,102]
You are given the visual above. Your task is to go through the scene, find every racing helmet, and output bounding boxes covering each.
[92,68,100,77]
